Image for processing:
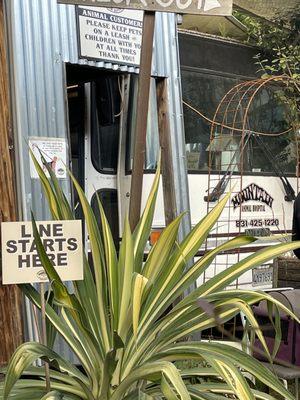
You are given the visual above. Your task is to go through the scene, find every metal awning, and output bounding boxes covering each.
[181,0,300,40]
[181,15,248,40]
[234,0,300,21]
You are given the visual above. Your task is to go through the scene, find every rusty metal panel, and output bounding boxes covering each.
[57,0,233,16]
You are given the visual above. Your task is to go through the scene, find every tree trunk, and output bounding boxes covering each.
[0,0,23,366]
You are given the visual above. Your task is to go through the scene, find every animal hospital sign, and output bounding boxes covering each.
[58,0,233,16]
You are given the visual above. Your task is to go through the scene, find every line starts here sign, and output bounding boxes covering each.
[1,220,83,284]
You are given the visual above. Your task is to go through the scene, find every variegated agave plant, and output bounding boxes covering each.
[1,154,300,400]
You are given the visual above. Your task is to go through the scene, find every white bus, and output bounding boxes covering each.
[67,31,298,290]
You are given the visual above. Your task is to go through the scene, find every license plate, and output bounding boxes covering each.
[245,228,271,237]
[252,266,273,286]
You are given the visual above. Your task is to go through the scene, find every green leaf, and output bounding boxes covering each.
[110,361,191,400]
[29,148,62,220]
[140,194,231,332]
[95,191,119,330]
[40,391,64,400]
[161,373,179,400]
[267,301,282,359]
[202,352,255,400]
[68,169,111,354]
[158,235,257,315]
[118,217,134,340]
[154,342,294,400]
[199,241,300,296]
[1,379,87,399]
[99,349,118,399]
[132,273,149,339]
[20,284,98,386]
[143,213,185,281]
[31,215,83,315]
[123,389,156,400]
[31,149,102,350]
[38,151,73,219]
[45,289,58,350]
[3,343,88,400]
[133,153,161,273]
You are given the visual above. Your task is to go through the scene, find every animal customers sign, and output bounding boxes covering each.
[1,220,83,284]
[77,7,143,65]
[58,0,233,15]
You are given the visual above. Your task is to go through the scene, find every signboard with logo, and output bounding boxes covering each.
[252,265,273,287]
[232,183,279,232]
[29,137,67,180]
[58,0,233,16]
[231,183,274,210]
[77,6,143,65]
[1,220,83,284]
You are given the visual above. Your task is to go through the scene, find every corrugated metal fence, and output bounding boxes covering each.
[5,0,190,360]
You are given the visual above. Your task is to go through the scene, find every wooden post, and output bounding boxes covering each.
[129,11,155,231]
[0,0,23,365]
[156,78,177,226]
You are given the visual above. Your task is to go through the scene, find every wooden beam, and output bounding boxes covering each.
[129,11,155,231]
[156,78,177,226]
[0,0,23,366]
[57,0,233,16]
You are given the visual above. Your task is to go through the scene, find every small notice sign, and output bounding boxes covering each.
[1,220,83,284]
[77,6,143,65]
[29,137,67,180]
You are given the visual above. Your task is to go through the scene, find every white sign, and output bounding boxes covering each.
[29,137,67,179]
[59,0,233,16]
[1,221,83,284]
[77,6,143,66]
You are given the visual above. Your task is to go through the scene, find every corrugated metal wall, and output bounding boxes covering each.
[5,0,191,358]
[155,13,191,241]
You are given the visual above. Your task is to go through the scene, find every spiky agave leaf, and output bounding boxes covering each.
[3,150,299,400]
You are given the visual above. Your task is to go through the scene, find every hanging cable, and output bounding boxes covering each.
[182,99,294,137]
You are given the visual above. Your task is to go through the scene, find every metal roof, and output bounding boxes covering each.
[180,15,248,40]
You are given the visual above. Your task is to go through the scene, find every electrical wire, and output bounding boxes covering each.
[182,99,294,137]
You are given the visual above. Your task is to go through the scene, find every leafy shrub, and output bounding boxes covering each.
[1,155,300,399]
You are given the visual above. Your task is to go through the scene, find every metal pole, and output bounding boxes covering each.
[129,11,155,231]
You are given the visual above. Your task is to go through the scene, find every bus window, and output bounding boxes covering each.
[91,77,121,174]
[126,75,159,172]
[182,70,239,172]
[245,88,296,175]
[68,84,85,220]
[182,70,296,176]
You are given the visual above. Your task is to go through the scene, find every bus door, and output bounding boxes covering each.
[68,69,163,248]
[121,75,164,232]
[84,73,126,246]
